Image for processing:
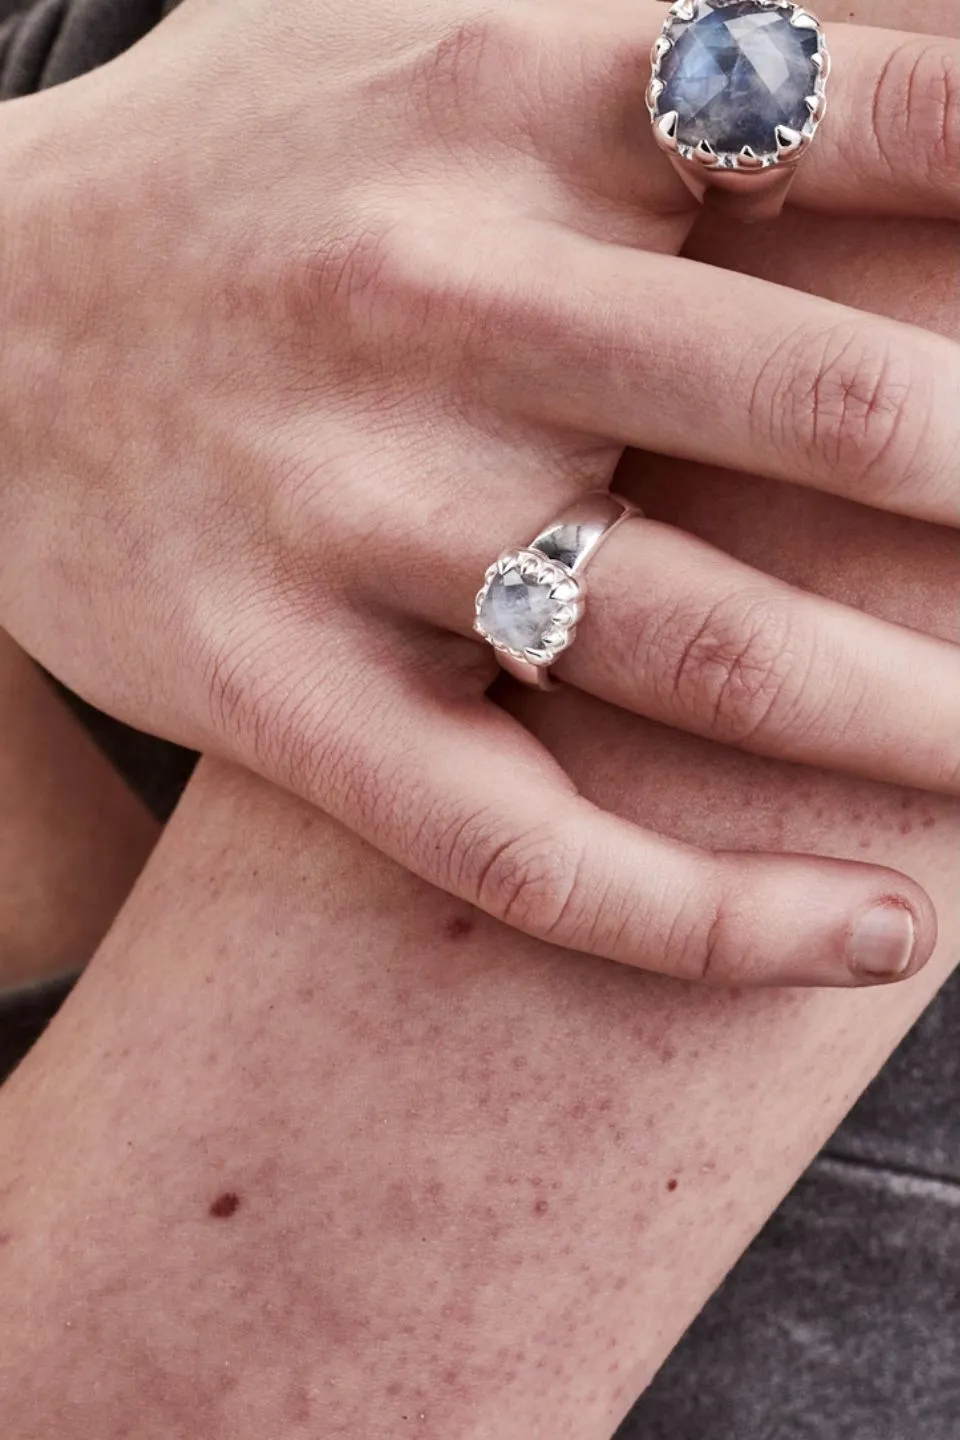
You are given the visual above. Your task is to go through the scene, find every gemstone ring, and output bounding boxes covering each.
[647,0,830,222]
[473,493,641,690]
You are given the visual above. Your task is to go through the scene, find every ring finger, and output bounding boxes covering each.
[406,489,960,797]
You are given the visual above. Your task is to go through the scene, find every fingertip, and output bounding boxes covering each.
[846,889,939,988]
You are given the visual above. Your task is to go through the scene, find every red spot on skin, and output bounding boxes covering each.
[923,816,936,830]
[444,915,474,940]
[0,1232,11,1246]
[209,1192,241,1219]
[899,820,914,835]
[533,1199,550,1218]
[667,1178,679,1193]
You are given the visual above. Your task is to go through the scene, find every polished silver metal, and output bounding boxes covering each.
[648,0,831,222]
[474,493,641,690]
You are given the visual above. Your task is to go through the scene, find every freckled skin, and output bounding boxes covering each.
[0,5,958,1438]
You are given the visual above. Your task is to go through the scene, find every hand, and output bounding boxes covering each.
[0,0,958,987]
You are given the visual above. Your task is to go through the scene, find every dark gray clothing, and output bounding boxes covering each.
[1,3,957,1434]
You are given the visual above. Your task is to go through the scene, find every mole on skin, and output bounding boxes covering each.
[209,1192,241,1219]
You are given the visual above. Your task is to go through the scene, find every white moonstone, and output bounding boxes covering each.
[479,567,563,652]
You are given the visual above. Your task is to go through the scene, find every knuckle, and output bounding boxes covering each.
[872,39,960,202]
[285,204,514,373]
[657,591,804,747]
[406,10,535,122]
[466,821,586,940]
[201,619,332,799]
[762,323,916,494]
[671,880,741,985]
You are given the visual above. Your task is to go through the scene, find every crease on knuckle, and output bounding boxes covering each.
[669,874,738,984]
[659,591,803,747]
[202,622,341,801]
[871,39,960,202]
[405,9,531,128]
[464,819,585,941]
[762,322,915,497]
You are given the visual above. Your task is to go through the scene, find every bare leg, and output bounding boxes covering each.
[0,630,158,991]
[0,200,958,1436]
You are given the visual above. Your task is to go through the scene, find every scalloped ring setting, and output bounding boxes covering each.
[648,0,830,221]
[474,494,640,690]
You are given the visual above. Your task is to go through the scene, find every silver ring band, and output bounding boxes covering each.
[647,1,830,224]
[474,493,641,691]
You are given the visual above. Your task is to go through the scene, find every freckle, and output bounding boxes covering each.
[858,837,873,850]
[851,811,865,823]
[667,1177,679,1192]
[533,1199,550,1217]
[659,1044,677,1064]
[0,1232,11,1247]
[444,915,474,940]
[899,795,913,809]
[922,816,936,829]
[209,1192,241,1220]
[511,1055,528,1072]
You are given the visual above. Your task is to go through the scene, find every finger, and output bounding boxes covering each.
[792,26,960,220]
[495,231,960,526]
[810,0,959,36]
[313,676,936,988]
[548,516,960,796]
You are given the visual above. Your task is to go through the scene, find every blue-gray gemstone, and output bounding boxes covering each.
[658,1,820,155]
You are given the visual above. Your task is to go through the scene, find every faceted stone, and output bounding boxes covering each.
[478,566,564,653]
[658,1,820,155]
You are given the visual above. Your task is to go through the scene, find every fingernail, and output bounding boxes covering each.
[849,902,916,982]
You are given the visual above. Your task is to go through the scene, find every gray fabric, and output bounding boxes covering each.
[620,972,960,1437]
[1,1,957,1433]
[0,0,170,93]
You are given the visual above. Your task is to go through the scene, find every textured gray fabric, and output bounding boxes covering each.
[1,2,957,1434]
[620,969,960,1437]
[620,1151,960,1439]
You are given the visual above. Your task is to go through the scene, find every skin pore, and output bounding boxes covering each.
[0,0,958,1436]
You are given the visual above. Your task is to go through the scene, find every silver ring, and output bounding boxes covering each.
[647,0,830,223]
[473,493,641,691]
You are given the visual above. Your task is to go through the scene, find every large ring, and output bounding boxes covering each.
[474,493,640,690]
[647,0,830,223]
